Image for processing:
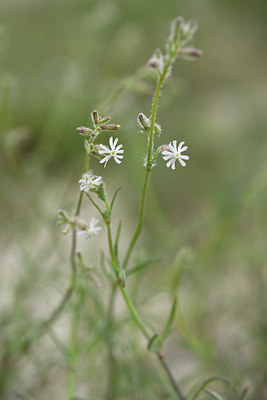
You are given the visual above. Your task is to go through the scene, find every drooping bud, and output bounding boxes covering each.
[100,124,121,131]
[91,110,99,126]
[76,126,93,135]
[178,47,203,60]
[138,113,150,131]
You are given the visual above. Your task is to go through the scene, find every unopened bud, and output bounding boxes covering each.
[160,144,170,152]
[154,123,161,136]
[75,217,88,231]
[170,16,183,41]
[178,47,203,59]
[62,223,71,235]
[76,126,93,135]
[100,116,111,124]
[100,124,120,131]
[84,139,90,153]
[181,19,198,44]
[148,48,164,73]
[58,209,68,220]
[91,110,99,126]
[138,113,150,131]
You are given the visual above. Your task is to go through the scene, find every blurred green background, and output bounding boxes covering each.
[0,0,267,399]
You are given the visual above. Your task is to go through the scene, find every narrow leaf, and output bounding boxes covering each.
[126,258,159,277]
[114,221,122,259]
[87,193,104,217]
[110,187,121,213]
[204,389,225,400]
[159,295,177,345]
[191,376,231,400]
[238,387,250,400]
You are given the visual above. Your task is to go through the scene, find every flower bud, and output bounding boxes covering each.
[138,113,150,131]
[75,217,88,231]
[91,110,99,126]
[154,123,161,136]
[76,126,93,135]
[148,48,164,73]
[170,16,183,41]
[180,19,198,44]
[178,47,203,59]
[84,139,90,153]
[100,116,111,124]
[100,124,121,131]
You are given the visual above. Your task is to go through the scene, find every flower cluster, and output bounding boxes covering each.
[57,210,101,239]
[76,110,124,169]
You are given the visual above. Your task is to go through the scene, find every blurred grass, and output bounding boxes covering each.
[0,0,267,399]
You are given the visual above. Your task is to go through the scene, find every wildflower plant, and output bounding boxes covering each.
[16,16,249,400]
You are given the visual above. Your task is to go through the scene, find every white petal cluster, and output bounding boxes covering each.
[77,217,101,239]
[162,140,189,169]
[79,172,102,193]
[98,137,124,168]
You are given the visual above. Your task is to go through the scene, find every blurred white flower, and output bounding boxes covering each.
[79,173,102,192]
[161,140,189,169]
[98,136,124,167]
[77,217,101,239]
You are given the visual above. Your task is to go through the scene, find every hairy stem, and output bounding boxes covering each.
[122,60,172,270]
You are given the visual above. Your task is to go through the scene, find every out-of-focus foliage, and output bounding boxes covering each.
[0,0,266,399]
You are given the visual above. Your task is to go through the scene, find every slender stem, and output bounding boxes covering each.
[122,61,171,270]
[68,292,84,400]
[67,152,90,399]
[119,286,150,340]
[105,284,117,400]
[102,198,186,400]
[158,356,187,400]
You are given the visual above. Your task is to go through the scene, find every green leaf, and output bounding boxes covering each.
[237,387,250,400]
[159,295,177,345]
[110,187,121,213]
[126,258,159,277]
[204,389,225,400]
[114,221,122,259]
[190,376,231,400]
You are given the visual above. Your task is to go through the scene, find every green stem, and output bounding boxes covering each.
[122,61,171,270]
[67,152,90,399]
[67,293,83,400]
[105,285,117,400]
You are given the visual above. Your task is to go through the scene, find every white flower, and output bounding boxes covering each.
[79,172,102,192]
[162,140,189,169]
[77,217,101,239]
[98,136,124,168]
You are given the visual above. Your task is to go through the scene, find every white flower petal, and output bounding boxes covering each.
[178,158,186,167]
[179,145,188,153]
[166,158,175,168]
[163,154,173,161]
[178,141,185,152]
[180,155,189,160]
